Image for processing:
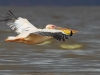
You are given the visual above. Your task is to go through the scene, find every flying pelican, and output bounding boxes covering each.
[0,10,78,45]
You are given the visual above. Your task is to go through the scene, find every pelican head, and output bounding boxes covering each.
[46,24,56,29]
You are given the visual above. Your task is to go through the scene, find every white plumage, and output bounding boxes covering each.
[0,10,76,45]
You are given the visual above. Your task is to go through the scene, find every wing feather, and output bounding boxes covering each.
[32,29,72,42]
[0,10,37,34]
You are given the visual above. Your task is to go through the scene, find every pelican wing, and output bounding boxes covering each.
[0,10,37,34]
[31,29,72,42]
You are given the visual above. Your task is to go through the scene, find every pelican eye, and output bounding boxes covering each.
[52,25,55,28]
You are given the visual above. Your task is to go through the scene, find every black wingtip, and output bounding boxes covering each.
[6,12,12,17]
[7,10,17,18]
[70,31,73,36]
[0,10,17,22]
[9,10,15,16]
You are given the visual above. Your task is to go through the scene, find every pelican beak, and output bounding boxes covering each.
[55,26,78,35]
[70,29,78,34]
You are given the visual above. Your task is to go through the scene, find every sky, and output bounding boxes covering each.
[0,0,100,6]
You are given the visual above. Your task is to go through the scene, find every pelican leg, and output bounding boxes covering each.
[5,36,25,42]
[5,36,16,42]
[13,38,25,42]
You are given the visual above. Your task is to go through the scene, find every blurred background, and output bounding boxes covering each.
[0,0,100,6]
[0,0,100,75]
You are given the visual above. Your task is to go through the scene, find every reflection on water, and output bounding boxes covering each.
[0,7,100,75]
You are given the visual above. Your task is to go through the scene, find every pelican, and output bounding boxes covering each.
[0,10,78,45]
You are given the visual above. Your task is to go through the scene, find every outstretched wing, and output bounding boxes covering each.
[31,29,73,42]
[0,10,37,34]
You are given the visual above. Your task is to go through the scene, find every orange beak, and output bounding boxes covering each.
[56,26,78,35]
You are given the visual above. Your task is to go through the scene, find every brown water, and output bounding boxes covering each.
[0,7,100,75]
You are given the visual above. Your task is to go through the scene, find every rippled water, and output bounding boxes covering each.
[0,7,100,75]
